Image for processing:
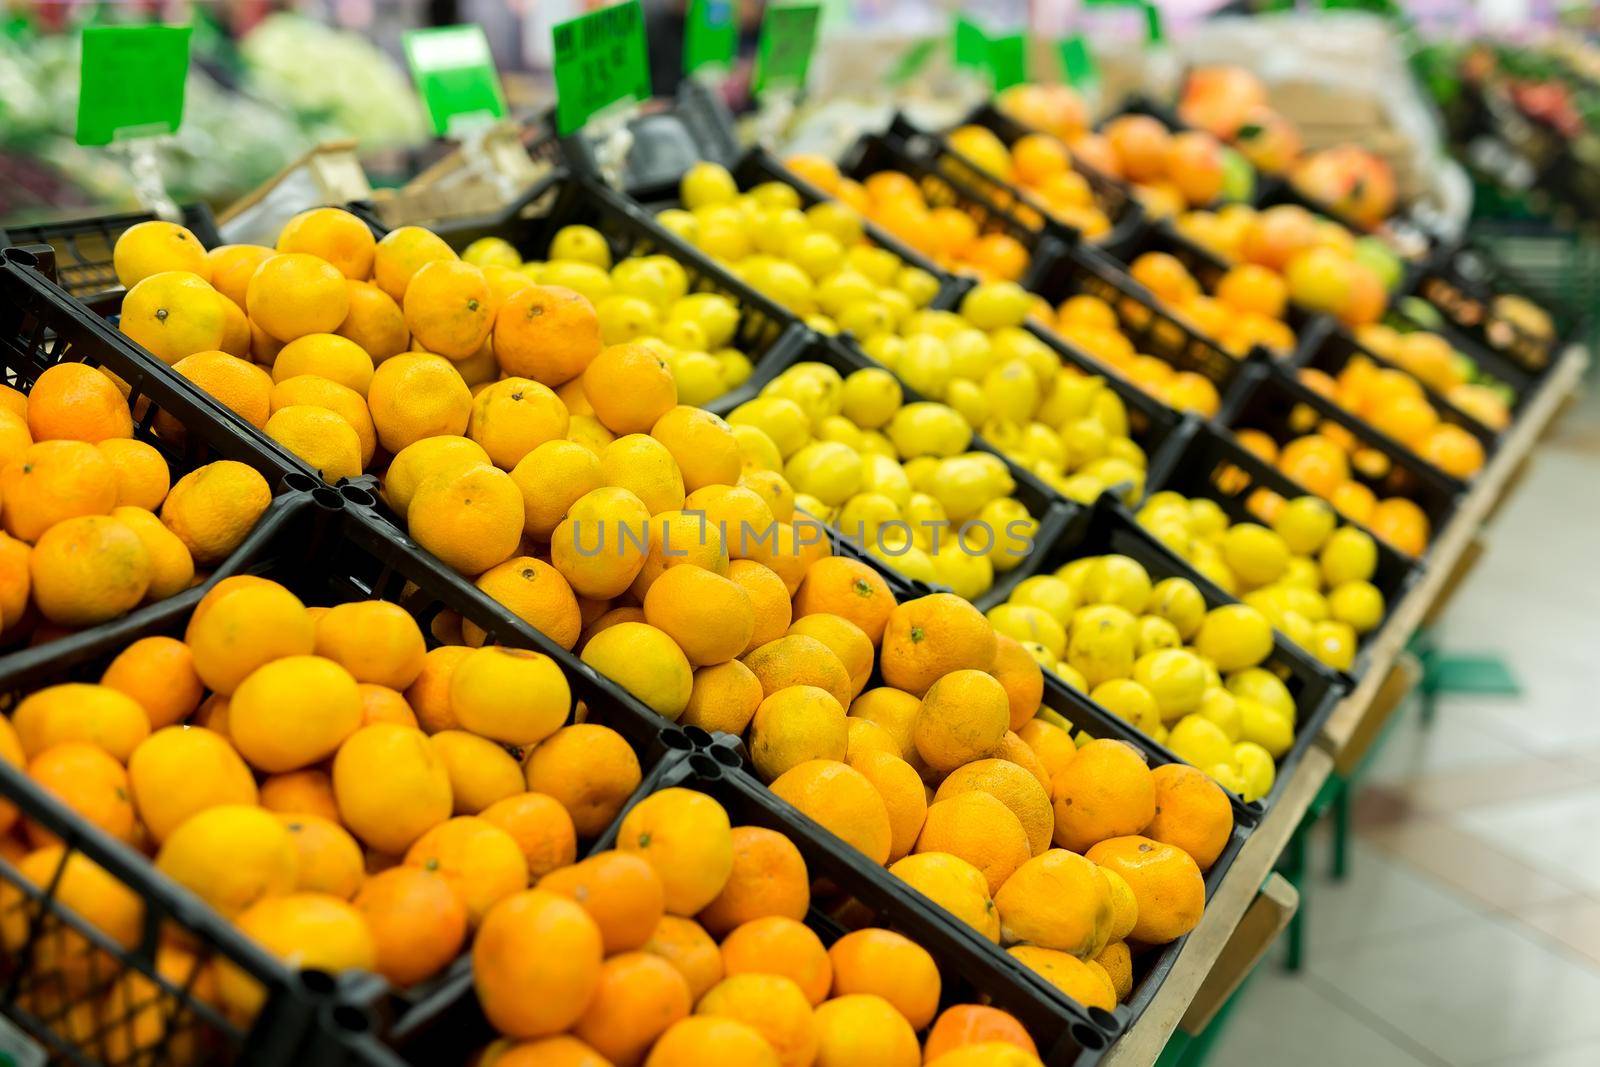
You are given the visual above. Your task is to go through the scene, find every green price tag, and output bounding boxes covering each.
[754,3,821,97]
[1057,35,1098,88]
[887,38,939,86]
[952,15,987,71]
[685,0,737,76]
[986,33,1027,91]
[76,24,191,147]
[1084,0,1163,43]
[551,1,651,135]
[403,25,507,137]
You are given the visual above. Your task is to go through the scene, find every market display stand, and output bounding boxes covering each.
[1102,343,1589,1065]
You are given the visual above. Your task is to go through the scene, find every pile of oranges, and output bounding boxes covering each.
[471,786,1062,1066]
[943,125,1114,242]
[1123,250,1299,360]
[1091,115,1237,220]
[1234,427,1433,556]
[1355,324,1512,433]
[990,556,1287,801]
[1047,291,1226,417]
[0,359,270,641]
[837,167,1034,283]
[1301,357,1488,481]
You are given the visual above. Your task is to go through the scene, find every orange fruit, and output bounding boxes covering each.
[468,376,569,470]
[523,723,642,838]
[679,659,765,736]
[1051,739,1157,853]
[127,724,257,843]
[914,792,1031,894]
[643,915,725,1002]
[828,927,940,1029]
[265,404,363,482]
[336,279,410,361]
[115,220,210,288]
[26,363,132,444]
[538,851,665,954]
[617,787,734,916]
[217,893,375,1019]
[168,350,273,430]
[652,406,741,493]
[205,244,274,307]
[582,343,678,436]
[644,565,755,667]
[573,951,693,1065]
[24,742,135,846]
[493,285,602,387]
[1420,423,1485,478]
[721,915,832,1005]
[373,226,457,303]
[770,759,891,865]
[914,670,1010,774]
[276,812,363,899]
[924,1005,1039,1062]
[812,993,919,1067]
[275,207,376,279]
[1085,835,1205,943]
[935,757,1053,856]
[429,730,524,814]
[333,723,453,855]
[354,865,468,987]
[404,815,528,927]
[185,578,313,694]
[259,768,339,822]
[645,1016,780,1067]
[1329,479,1378,524]
[272,332,376,396]
[1104,115,1172,182]
[408,462,523,575]
[1144,763,1233,870]
[845,749,926,862]
[404,259,495,359]
[793,556,895,644]
[509,438,603,541]
[880,593,999,695]
[551,486,652,599]
[964,233,1029,282]
[481,792,577,880]
[158,458,271,565]
[98,636,202,729]
[696,973,817,1067]
[1094,939,1133,1001]
[1368,497,1428,556]
[366,351,473,453]
[11,683,149,761]
[465,556,581,650]
[698,825,810,937]
[1129,252,1199,306]
[247,253,350,343]
[29,514,150,625]
[120,271,228,364]
[314,600,427,689]
[153,804,298,918]
[727,559,793,653]
[1,439,118,541]
[359,683,417,727]
[989,635,1045,731]
[475,888,603,1039]
[992,847,1110,956]
[449,646,570,746]
[1006,945,1115,1011]
[229,654,362,773]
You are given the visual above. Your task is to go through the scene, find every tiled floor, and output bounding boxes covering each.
[1207,382,1600,1066]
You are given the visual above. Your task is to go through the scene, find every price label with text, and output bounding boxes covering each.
[552,0,651,135]
[404,25,507,138]
[77,24,191,146]
[754,3,821,96]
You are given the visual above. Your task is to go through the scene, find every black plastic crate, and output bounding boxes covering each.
[1015,495,1346,817]
[0,485,698,1067]
[0,205,221,301]
[1289,316,1504,463]
[837,122,1073,293]
[948,103,1147,253]
[1141,418,1425,681]
[1404,236,1571,382]
[1216,354,1466,549]
[701,328,1079,609]
[636,144,968,311]
[1030,240,1251,404]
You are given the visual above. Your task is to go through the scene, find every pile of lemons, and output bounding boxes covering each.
[728,362,1032,598]
[1135,492,1384,671]
[988,556,1289,802]
[463,228,756,408]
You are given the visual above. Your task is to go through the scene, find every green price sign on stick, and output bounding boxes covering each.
[551,0,651,135]
[404,25,507,137]
[952,15,987,71]
[685,0,737,76]
[76,24,192,146]
[1057,35,1099,88]
[754,3,821,96]
[1084,0,1164,43]
[986,33,1027,91]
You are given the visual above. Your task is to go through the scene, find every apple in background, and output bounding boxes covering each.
[1292,146,1398,227]
[1230,106,1303,174]
[1179,66,1268,138]
[1284,245,1353,316]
